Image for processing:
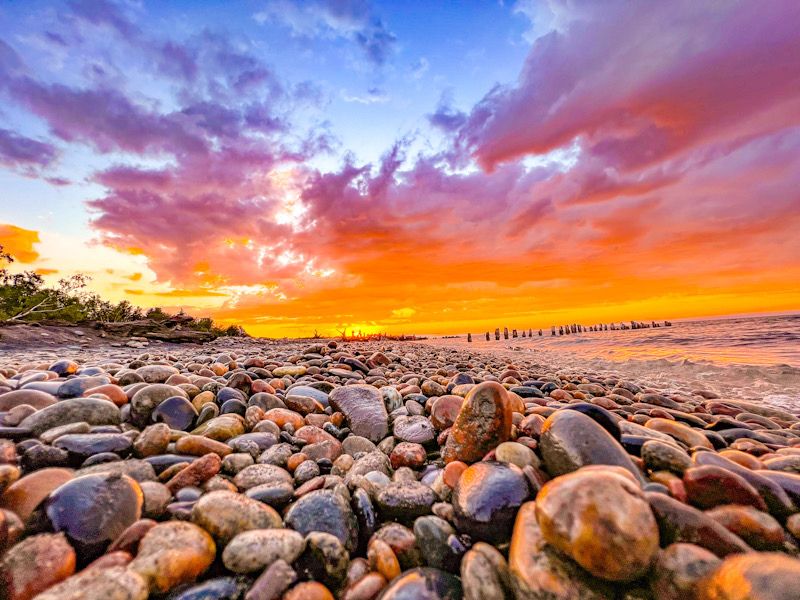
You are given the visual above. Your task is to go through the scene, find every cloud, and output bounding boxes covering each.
[1,0,799,336]
[254,0,396,65]
[340,87,389,105]
[0,224,41,263]
[0,127,57,169]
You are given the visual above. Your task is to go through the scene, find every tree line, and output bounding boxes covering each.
[0,244,244,336]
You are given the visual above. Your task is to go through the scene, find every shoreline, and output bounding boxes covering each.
[0,339,800,596]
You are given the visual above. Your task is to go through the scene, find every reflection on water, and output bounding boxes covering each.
[431,314,800,411]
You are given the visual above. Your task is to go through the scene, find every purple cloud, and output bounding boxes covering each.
[0,128,57,168]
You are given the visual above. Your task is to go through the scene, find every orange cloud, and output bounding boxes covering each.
[0,223,41,263]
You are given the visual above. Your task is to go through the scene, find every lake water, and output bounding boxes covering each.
[432,313,800,412]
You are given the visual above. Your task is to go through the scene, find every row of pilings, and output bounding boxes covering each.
[466,320,672,342]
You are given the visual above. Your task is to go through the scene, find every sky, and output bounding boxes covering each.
[0,0,798,337]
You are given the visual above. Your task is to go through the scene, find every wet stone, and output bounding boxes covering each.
[285,489,359,552]
[152,395,198,430]
[650,542,721,600]
[696,552,800,600]
[508,501,612,600]
[460,542,512,600]
[442,382,512,464]
[536,468,659,582]
[0,468,73,522]
[42,472,143,562]
[452,461,529,544]
[377,567,462,600]
[53,432,132,462]
[413,515,463,572]
[133,423,171,458]
[32,566,149,600]
[19,398,121,436]
[539,409,643,481]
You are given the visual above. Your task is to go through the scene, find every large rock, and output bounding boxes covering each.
[535,469,659,582]
[18,398,120,436]
[442,381,512,464]
[509,502,612,600]
[539,410,643,481]
[328,385,388,443]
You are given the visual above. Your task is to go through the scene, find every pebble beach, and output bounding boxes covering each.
[1,338,800,600]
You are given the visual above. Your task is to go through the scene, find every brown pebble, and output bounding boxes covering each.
[283,581,335,600]
[109,518,157,554]
[246,558,297,600]
[0,468,74,521]
[341,572,387,600]
[165,453,221,494]
[367,538,401,582]
[0,532,76,600]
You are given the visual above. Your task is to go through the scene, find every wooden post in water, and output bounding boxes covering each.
[512,329,518,338]
[503,327,509,340]
[538,329,542,336]
[551,326,556,336]
[521,330,526,338]
[467,333,472,342]
[485,332,490,341]
[495,328,500,340]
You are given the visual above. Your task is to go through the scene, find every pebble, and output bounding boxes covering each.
[539,409,643,481]
[328,384,389,443]
[43,472,142,561]
[128,521,216,594]
[191,489,281,544]
[295,531,350,589]
[222,528,305,573]
[18,398,120,435]
[460,542,512,600]
[536,468,659,581]
[509,502,612,599]
[0,467,74,521]
[31,566,148,600]
[285,489,359,552]
[0,532,76,600]
[696,552,800,599]
[1,341,799,599]
[452,461,529,544]
[377,567,462,599]
[442,381,512,464]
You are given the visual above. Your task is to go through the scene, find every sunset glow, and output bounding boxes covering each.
[1,1,798,337]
